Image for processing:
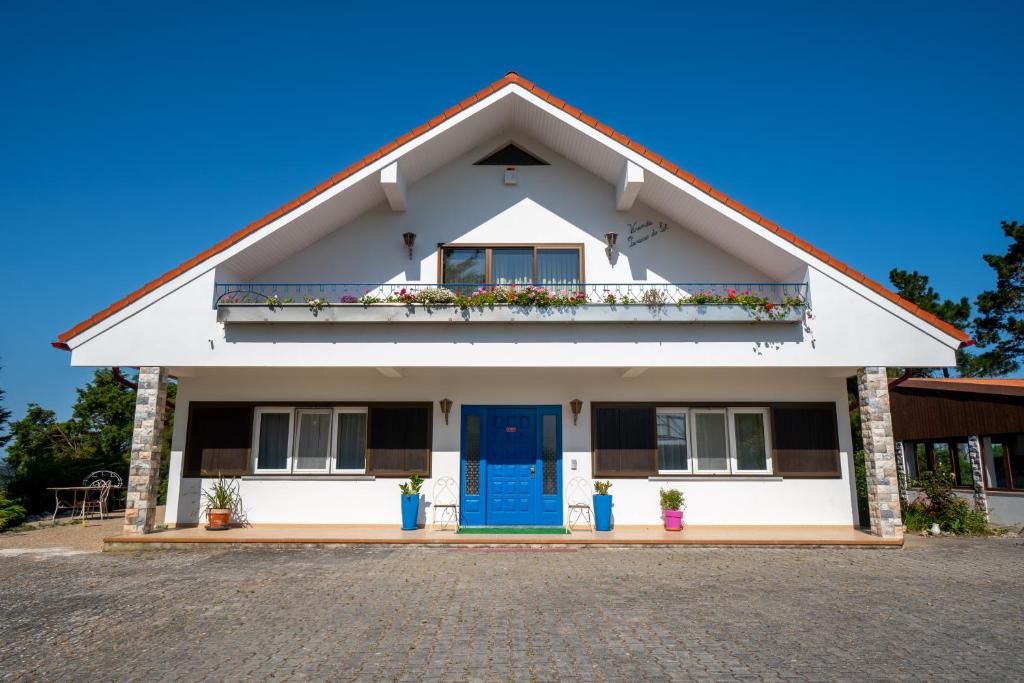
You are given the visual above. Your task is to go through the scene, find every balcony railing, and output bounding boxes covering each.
[214,282,808,324]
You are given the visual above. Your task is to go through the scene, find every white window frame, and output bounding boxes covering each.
[691,408,732,474]
[332,407,369,474]
[656,407,691,475]
[728,407,773,474]
[252,408,295,474]
[292,408,334,473]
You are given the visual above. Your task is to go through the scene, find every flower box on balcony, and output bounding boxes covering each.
[216,303,804,324]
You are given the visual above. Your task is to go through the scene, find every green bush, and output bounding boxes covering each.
[0,493,27,531]
[907,471,990,535]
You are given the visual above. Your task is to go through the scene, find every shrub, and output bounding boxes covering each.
[0,493,27,531]
[593,480,612,495]
[907,471,990,535]
[659,488,684,511]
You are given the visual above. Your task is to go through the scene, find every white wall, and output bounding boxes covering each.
[165,367,859,527]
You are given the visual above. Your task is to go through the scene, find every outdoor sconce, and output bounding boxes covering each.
[604,232,618,260]
[569,398,583,426]
[403,232,416,260]
[439,398,453,425]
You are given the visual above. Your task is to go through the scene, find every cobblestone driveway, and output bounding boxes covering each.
[1,538,1021,681]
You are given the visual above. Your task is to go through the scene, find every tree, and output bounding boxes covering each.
[4,369,176,514]
[0,365,11,450]
[888,269,974,377]
[971,220,1024,376]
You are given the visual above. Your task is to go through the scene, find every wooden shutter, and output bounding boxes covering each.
[184,404,254,477]
[367,405,432,477]
[592,405,657,477]
[772,405,840,477]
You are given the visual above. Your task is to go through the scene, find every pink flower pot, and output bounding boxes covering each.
[663,509,683,531]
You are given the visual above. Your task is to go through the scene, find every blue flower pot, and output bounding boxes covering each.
[593,494,613,531]
[401,493,420,530]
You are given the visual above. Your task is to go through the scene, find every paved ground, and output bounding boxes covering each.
[0,537,1021,681]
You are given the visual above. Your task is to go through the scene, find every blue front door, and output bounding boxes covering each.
[460,406,562,527]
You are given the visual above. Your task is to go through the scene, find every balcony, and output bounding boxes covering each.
[214,282,808,324]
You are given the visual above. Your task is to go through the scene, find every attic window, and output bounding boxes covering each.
[474,143,548,166]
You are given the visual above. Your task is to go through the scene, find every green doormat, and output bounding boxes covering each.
[456,527,569,535]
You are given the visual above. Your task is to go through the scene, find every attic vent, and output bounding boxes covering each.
[474,143,548,166]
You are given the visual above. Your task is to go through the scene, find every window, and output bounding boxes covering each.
[772,405,840,477]
[367,405,431,476]
[593,404,791,477]
[593,406,656,477]
[184,404,254,477]
[440,245,582,289]
[250,404,431,477]
[954,442,974,487]
[656,408,689,473]
[730,408,771,473]
[335,409,367,472]
[989,441,1009,489]
[254,409,292,472]
[904,440,979,489]
[693,410,729,473]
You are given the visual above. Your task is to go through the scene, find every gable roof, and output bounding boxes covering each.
[55,72,971,346]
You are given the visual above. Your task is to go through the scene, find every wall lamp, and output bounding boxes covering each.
[604,232,618,261]
[439,398,453,425]
[403,232,416,260]
[569,398,583,426]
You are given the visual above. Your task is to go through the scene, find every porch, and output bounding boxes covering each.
[103,524,899,548]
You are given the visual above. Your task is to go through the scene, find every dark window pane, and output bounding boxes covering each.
[542,414,558,495]
[184,405,253,477]
[257,413,290,470]
[593,406,656,476]
[336,412,367,471]
[537,249,580,287]
[695,412,729,471]
[772,406,840,476]
[933,443,952,475]
[910,443,927,481]
[656,412,688,471]
[990,442,1009,488]
[368,406,431,475]
[443,248,485,291]
[734,413,768,471]
[954,442,974,487]
[464,415,481,495]
[1010,444,1024,490]
[492,248,533,285]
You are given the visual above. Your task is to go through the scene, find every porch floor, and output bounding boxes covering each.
[104,524,900,548]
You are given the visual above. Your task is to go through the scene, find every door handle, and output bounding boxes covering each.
[530,466,536,477]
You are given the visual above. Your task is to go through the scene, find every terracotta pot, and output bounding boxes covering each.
[206,508,231,530]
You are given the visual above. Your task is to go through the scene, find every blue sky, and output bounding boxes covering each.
[1,1,1022,436]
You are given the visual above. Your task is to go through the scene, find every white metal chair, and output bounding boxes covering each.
[82,470,123,519]
[431,476,459,531]
[566,477,593,532]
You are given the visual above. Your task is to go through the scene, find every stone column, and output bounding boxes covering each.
[857,367,903,539]
[966,435,989,519]
[123,367,169,535]
[894,441,909,508]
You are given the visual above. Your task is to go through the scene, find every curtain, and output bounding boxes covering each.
[336,413,367,471]
[257,413,290,470]
[537,249,580,287]
[734,413,767,470]
[295,411,331,470]
[492,249,533,285]
[657,412,688,471]
[694,412,729,471]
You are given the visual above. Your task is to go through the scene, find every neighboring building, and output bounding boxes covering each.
[891,377,1024,524]
[53,73,969,539]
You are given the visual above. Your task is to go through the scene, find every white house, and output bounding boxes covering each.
[54,73,969,539]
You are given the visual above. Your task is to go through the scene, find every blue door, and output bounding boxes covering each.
[460,406,562,527]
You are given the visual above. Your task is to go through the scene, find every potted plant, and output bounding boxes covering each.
[593,480,613,531]
[399,474,424,530]
[660,488,685,531]
[202,476,238,531]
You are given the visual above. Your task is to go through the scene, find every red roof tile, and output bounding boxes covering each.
[55,72,971,345]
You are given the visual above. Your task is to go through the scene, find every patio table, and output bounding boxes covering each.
[47,485,119,523]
